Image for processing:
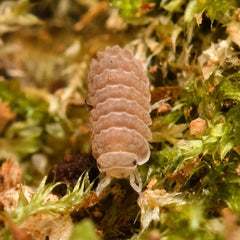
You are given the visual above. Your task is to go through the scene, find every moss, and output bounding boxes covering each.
[1,0,240,239]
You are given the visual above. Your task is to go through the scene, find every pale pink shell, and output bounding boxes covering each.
[88,45,152,178]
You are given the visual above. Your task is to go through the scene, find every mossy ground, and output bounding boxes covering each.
[0,0,240,239]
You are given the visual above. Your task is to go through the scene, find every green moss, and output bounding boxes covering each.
[184,0,238,25]
[10,173,92,223]
[69,219,100,240]
[1,0,240,239]
[112,0,156,19]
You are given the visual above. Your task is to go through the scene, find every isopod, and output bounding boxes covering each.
[88,45,152,194]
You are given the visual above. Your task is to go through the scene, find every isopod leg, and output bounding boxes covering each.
[130,170,142,193]
[96,175,112,196]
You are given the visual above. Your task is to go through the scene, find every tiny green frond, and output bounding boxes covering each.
[161,0,185,12]
[10,173,93,223]
[184,0,237,25]
[112,0,142,19]
[0,0,42,28]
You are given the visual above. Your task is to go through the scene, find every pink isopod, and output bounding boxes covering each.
[88,45,152,194]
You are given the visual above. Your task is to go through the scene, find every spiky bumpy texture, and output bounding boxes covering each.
[88,46,151,178]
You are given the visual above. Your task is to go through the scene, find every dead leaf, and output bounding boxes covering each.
[0,158,22,193]
[167,155,202,191]
[222,208,240,240]
[150,86,181,104]
[0,101,16,134]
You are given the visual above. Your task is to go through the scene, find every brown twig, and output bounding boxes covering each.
[74,1,109,31]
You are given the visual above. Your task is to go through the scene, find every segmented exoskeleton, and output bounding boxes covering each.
[88,45,152,194]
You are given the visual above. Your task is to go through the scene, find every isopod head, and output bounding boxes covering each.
[97,152,138,178]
